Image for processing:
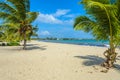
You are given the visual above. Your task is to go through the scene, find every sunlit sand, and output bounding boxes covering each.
[0,40,120,80]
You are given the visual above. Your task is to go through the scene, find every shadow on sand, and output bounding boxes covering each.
[114,64,120,71]
[74,55,120,71]
[74,55,105,66]
[0,44,47,51]
[114,56,120,72]
[26,45,47,50]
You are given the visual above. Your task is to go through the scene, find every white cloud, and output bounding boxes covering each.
[36,9,75,25]
[40,31,50,35]
[37,13,63,24]
[53,9,70,17]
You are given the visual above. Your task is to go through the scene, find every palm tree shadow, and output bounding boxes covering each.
[114,56,120,72]
[26,45,47,50]
[74,55,105,66]
[74,55,120,72]
[114,64,120,72]
[26,44,39,46]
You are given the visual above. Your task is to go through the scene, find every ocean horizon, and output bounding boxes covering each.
[40,39,109,47]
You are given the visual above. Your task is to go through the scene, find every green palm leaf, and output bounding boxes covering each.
[26,12,39,23]
[74,16,96,32]
[74,0,120,68]
[0,0,38,49]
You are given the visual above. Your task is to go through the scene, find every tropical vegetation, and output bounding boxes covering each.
[74,0,120,69]
[0,0,38,49]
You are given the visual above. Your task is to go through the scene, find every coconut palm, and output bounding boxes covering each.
[74,0,120,68]
[0,0,38,49]
[0,23,38,42]
[0,26,4,41]
[112,0,120,47]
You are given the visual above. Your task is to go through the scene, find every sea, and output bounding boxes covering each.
[41,39,109,47]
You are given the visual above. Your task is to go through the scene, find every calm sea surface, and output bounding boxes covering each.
[40,39,109,47]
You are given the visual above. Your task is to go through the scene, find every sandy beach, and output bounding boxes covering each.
[0,40,120,80]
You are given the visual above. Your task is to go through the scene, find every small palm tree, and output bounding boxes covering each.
[0,0,38,49]
[74,0,120,68]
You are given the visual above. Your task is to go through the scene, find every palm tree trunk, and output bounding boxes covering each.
[102,8,118,69]
[23,32,27,50]
[102,30,117,69]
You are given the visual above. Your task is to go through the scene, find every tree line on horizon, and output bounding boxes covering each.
[74,0,120,69]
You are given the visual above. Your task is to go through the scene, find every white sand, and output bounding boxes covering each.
[0,40,120,80]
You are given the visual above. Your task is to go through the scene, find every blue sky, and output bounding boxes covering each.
[30,0,93,38]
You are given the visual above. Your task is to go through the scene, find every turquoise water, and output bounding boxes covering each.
[41,39,109,47]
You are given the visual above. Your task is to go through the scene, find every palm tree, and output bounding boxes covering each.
[0,26,4,41]
[0,0,38,49]
[1,23,38,41]
[111,0,120,47]
[74,0,120,68]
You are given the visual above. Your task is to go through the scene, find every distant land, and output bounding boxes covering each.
[32,37,95,40]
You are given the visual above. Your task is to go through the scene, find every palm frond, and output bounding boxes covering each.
[0,12,20,23]
[26,12,39,23]
[74,16,97,32]
[81,0,111,4]
[74,0,120,41]
[0,0,38,43]
[24,0,30,12]
[0,2,16,14]
[0,12,10,19]
[7,0,27,20]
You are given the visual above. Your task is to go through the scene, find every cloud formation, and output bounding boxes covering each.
[37,13,62,24]
[40,31,50,36]
[53,9,70,17]
[36,9,74,25]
